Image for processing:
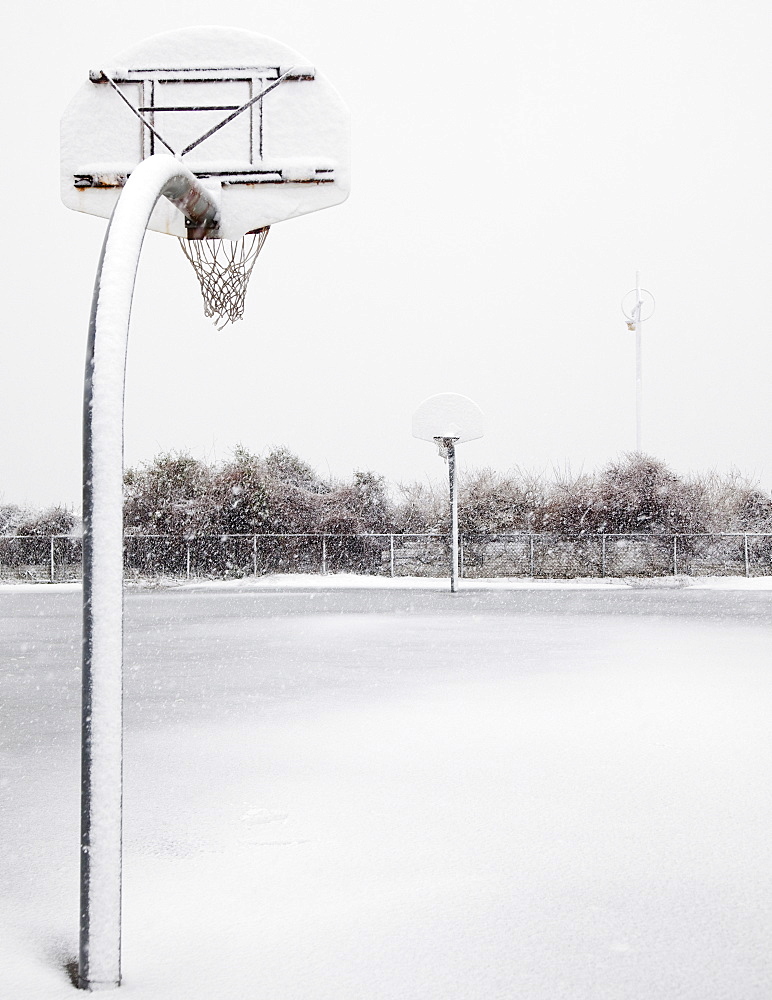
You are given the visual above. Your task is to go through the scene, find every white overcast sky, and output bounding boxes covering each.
[3,0,772,510]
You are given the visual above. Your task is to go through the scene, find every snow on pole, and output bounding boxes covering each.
[80,155,219,991]
[448,441,458,594]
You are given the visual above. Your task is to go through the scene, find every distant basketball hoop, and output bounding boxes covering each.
[412,393,485,594]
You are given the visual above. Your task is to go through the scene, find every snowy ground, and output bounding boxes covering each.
[1,578,771,998]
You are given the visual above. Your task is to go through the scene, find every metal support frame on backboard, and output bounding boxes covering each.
[79,156,219,992]
[75,66,334,192]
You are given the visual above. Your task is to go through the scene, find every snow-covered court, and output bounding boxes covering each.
[2,577,771,999]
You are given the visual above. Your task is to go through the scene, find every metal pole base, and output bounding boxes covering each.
[77,977,121,992]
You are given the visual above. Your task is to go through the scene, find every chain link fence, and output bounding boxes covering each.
[2,532,771,582]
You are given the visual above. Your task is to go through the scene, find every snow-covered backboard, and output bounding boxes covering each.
[61,26,350,240]
[412,393,485,443]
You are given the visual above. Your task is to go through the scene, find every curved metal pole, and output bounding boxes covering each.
[79,156,219,991]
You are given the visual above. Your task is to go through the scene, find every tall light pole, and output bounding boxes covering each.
[621,273,655,453]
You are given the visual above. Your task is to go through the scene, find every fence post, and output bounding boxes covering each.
[322,535,327,575]
[49,535,55,582]
[744,533,750,578]
[186,543,191,580]
[253,535,258,577]
[390,533,395,578]
[673,535,678,576]
[460,535,465,579]
[601,535,606,578]
[529,535,535,577]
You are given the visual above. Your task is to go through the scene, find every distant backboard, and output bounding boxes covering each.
[61,26,350,240]
[412,393,485,444]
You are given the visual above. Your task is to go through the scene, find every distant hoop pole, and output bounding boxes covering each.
[435,437,460,593]
[449,440,458,593]
[79,156,219,991]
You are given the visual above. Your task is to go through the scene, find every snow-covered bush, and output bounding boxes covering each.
[699,469,772,533]
[582,454,708,535]
[123,452,213,536]
[0,504,27,534]
[6,450,772,547]
[16,505,78,536]
[121,447,393,537]
[459,468,545,533]
[392,480,445,534]
[393,454,772,538]
[530,468,598,534]
[256,455,393,535]
[735,486,772,531]
[315,470,393,535]
[261,446,320,489]
[209,446,269,535]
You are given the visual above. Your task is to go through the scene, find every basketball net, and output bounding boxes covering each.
[179,228,269,329]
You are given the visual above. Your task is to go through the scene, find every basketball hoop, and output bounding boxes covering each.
[178,228,270,329]
[62,26,351,991]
